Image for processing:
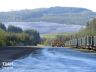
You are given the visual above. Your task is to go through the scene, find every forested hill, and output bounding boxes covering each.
[0,7,96,25]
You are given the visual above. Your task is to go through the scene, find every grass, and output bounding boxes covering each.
[41,32,74,39]
[41,34,57,39]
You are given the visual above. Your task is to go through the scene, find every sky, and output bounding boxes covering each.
[0,0,96,12]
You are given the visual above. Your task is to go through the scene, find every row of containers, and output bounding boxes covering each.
[65,36,96,50]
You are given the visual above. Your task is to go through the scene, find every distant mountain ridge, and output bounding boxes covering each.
[0,7,96,25]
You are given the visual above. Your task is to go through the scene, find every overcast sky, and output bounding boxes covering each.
[0,0,96,12]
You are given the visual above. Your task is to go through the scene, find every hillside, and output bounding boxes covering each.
[0,7,96,25]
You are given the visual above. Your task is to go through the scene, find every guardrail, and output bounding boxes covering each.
[65,36,96,50]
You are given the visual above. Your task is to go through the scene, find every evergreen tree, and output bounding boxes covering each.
[7,25,23,33]
[0,23,6,31]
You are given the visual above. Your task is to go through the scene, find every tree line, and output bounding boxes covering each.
[0,23,41,46]
[69,18,96,39]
